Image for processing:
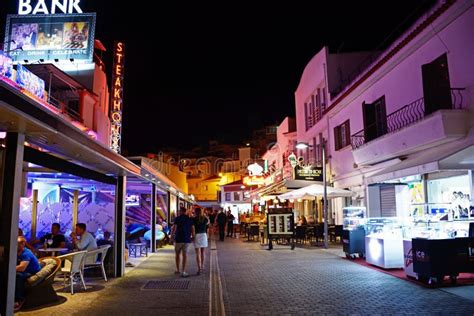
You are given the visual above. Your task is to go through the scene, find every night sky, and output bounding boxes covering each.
[0,1,435,155]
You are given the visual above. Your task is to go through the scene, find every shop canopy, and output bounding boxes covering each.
[278,184,354,200]
[367,129,474,184]
[255,179,320,197]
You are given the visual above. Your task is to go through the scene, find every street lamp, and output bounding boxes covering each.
[295,142,310,150]
[296,137,329,249]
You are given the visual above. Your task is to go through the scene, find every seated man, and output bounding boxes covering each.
[71,223,97,251]
[15,236,41,311]
[97,231,113,247]
[38,223,66,248]
[18,228,37,254]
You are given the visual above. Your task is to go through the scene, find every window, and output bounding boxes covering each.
[334,120,351,150]
[225,193,231,201]
[362,96,387,142]
[233,192,240,201]
[203,185,208,191]
[304,87,327,131]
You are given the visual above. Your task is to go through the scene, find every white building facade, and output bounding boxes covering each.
[295,0,474,221]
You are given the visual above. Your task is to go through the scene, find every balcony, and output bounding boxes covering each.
[351,88,470,166]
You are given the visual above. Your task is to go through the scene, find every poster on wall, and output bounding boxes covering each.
[0,51,14,80]
[16,64,45,99]
[4,14,96,64]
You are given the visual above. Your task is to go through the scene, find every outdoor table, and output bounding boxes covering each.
[38,248,69,257]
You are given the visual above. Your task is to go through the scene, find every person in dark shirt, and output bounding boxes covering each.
[171,207,195,277]
[208,209,216,235]
[216,209,227,241]
[226,208,235,238]
[39,223,66,248]
[15,236,41,311]
[97,231,114,247]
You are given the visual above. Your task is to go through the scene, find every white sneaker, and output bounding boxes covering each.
[181,272,189,278]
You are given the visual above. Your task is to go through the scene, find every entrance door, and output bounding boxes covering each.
[422,53,452,115]
[362,96,387,142]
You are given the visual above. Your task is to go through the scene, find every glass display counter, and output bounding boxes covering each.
[401,218,474,282]
[365,217,404,269]
[342,207,366,259]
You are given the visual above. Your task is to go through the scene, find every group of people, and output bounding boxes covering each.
[208,208,236,241]
[171,207,209,277]
[15,222,98,311]
[170,206,238,277]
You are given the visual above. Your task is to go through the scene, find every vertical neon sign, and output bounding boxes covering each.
[110,41,125,154]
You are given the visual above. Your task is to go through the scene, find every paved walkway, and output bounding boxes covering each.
[18,245,210,316]
[17,237,474,315]
[217,239,474,315]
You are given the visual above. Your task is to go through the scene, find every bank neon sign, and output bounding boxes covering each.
[18,0,83,15]
[110,42,125,154]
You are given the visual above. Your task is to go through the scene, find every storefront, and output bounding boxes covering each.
[0,69,143,313]
[355,134,474,283]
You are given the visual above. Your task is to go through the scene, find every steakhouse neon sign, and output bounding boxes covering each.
[110,42,125,154]
[18,0,83,15]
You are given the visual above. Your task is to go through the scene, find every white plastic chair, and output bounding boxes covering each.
[57,250,88,295]
[84,245,111,282]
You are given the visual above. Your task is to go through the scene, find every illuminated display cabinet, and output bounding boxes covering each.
[364,218,404,269]
[342,207,366,259]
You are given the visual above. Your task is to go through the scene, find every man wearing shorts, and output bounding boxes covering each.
[171,207,195,277]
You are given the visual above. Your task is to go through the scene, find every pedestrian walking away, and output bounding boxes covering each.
[171,207,195,277]
[193,207,209,275]
[216,208,227,241]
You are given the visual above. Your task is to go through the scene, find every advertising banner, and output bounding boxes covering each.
[4,13,96,64]
[0,51,14,80]
[16,64,45,99]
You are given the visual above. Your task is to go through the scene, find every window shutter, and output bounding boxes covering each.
[334,126,340,151]
[380,186,396,217]
[345,120,351,147]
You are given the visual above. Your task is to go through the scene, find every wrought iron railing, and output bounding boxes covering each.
[387,97,425,133]
[351,88,466,149]
[350,129,365,149]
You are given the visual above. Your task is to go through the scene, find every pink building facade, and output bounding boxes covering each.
[262,117,297,179]
[295,0,474,221]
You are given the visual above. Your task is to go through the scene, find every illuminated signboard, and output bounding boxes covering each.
[18,0,83,15]
[247,163,263,176]
[4,13,96,64]
[294,165,323,181]
[243,175,265,186]
[0,51,14,80]
[110,41,125,154]
[16,64,45,99]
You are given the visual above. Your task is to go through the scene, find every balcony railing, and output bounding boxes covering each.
[351,88,466,149]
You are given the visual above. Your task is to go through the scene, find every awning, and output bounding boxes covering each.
[254,179,318,197]
[278,184,354,200]
[367,129,474,184]
[0,81,140,177]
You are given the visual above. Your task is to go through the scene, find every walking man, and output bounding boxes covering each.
[216,208,227,241]
[171,207,195,277]
[226,208,235,238]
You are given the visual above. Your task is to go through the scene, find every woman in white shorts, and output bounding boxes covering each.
[193,207,209,274]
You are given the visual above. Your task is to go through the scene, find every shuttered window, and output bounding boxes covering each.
[380,186,396,217]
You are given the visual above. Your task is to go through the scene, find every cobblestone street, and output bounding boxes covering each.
[16,237,474,315]
[217,238,474,315]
